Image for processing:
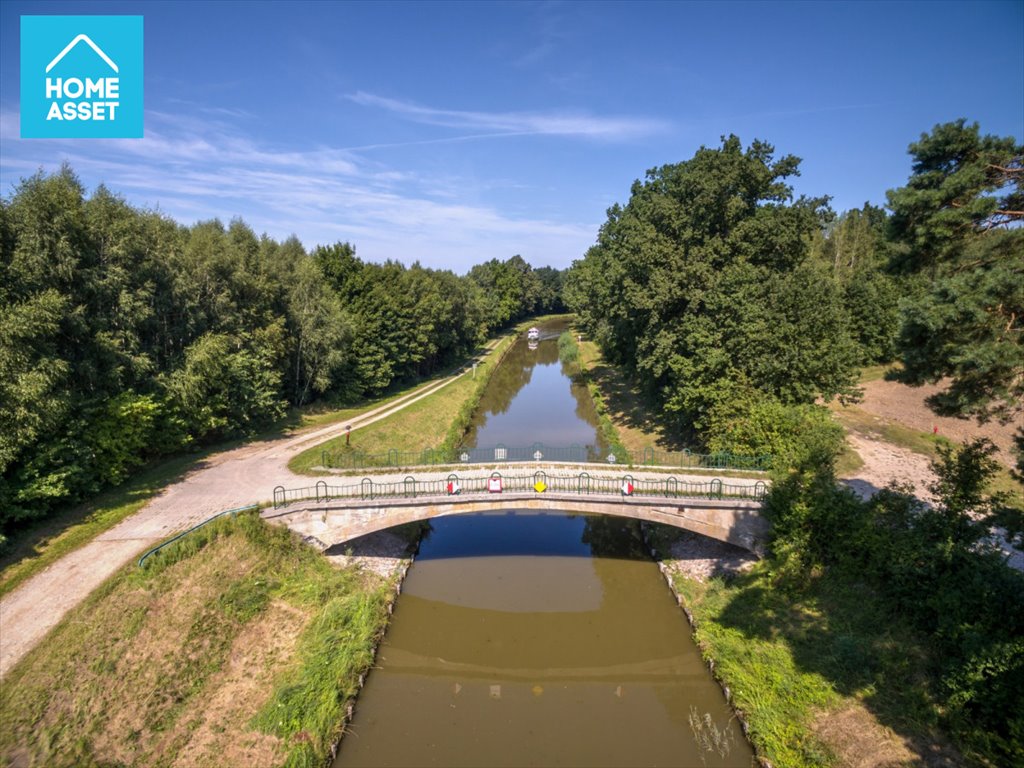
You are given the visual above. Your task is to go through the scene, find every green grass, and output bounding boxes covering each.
[855,363,901,383]
[646,525,955,767]
[287,388,421,431]
[0,511,403,768]
[0,451,206,599]
[288,322,532,476]
[834,441,866,477]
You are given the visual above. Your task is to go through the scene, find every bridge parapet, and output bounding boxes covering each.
[273,470,767,510]
[266,470,770,554]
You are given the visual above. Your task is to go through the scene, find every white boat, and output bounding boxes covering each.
[527,327,540,340]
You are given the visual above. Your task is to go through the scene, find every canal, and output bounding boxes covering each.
[334,318,753,767]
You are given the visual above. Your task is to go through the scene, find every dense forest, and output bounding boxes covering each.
[1,117,1022,759]
[567,119,1024,760]
[566,120,1022,470]
[0,167,564,533]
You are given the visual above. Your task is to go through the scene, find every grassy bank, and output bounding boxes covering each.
[576,337,678,454]
[558,330,627,459]
[0,385,435,599]
[0,511,408,768]
[289,319,553,475]
[646,525,962,767]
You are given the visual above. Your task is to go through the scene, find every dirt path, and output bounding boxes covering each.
[858,379,1018,468]
[0,363,475,678]
[838,380,1023,571]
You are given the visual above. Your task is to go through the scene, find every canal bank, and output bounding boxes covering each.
[330,318,757,767]
[0,512,424,768]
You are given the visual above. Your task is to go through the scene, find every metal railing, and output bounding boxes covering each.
[273,471,768,510]
[320,443,771,472]
[137,504,259,568]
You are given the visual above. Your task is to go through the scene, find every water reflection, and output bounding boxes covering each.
[334,513,752,768]
[463,317,609,459]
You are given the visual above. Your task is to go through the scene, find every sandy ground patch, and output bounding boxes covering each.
[170,599,307,768]
[858,379,1019,468]
[839,380,1024,571]
[842,434,937,504]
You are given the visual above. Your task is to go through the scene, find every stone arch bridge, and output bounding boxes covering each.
[262,468,770,554]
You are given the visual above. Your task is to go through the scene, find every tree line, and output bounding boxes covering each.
[565,120,1022,473]
[0,167,565,535]
[566,119,1023,760]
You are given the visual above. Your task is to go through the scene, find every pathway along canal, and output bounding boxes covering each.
[334,319,753,767]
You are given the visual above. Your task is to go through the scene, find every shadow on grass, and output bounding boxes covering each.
[585,360,693,451]
[705,566,964,766]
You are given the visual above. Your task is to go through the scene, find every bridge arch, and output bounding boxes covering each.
[261,492,768,555]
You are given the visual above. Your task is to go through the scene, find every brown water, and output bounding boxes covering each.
[334,319,753,767]
[461,316,609,460]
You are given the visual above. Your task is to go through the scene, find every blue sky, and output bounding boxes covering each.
[2,1,1022,272]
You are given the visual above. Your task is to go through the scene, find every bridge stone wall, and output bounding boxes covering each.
[261,492,769,555]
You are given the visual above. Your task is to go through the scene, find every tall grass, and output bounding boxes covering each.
[0,512,401,768]
[645,524,958,767]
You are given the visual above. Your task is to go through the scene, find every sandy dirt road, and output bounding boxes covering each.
[0,368,471,678]
[838,379,1023,571]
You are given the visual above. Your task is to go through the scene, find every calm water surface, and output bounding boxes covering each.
[462,317,609,458]
[334,320,752,767]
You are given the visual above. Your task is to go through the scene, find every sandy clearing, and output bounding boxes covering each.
[839,381,1023,571]
[858,378,1020,468]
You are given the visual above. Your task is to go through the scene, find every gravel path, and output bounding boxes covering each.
[0,367,470,678]
[0,352,764,678]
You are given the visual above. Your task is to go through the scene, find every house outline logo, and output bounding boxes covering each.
[46,34,119,74]
[20,15,144,139]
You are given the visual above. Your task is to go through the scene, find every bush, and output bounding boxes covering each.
[705,384,844,469]
[767,436,1024,759]
[557,331,580,376]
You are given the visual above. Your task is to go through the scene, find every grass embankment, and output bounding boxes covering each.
[0,511,409,768]
[575,336,681,455]
[289,322,533,476]
[0,366,484,598]
[646,526,958,767]
[558,330,627,459]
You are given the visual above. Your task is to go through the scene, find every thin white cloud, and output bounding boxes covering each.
[347,91,669,140]
[0,108,596,271]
